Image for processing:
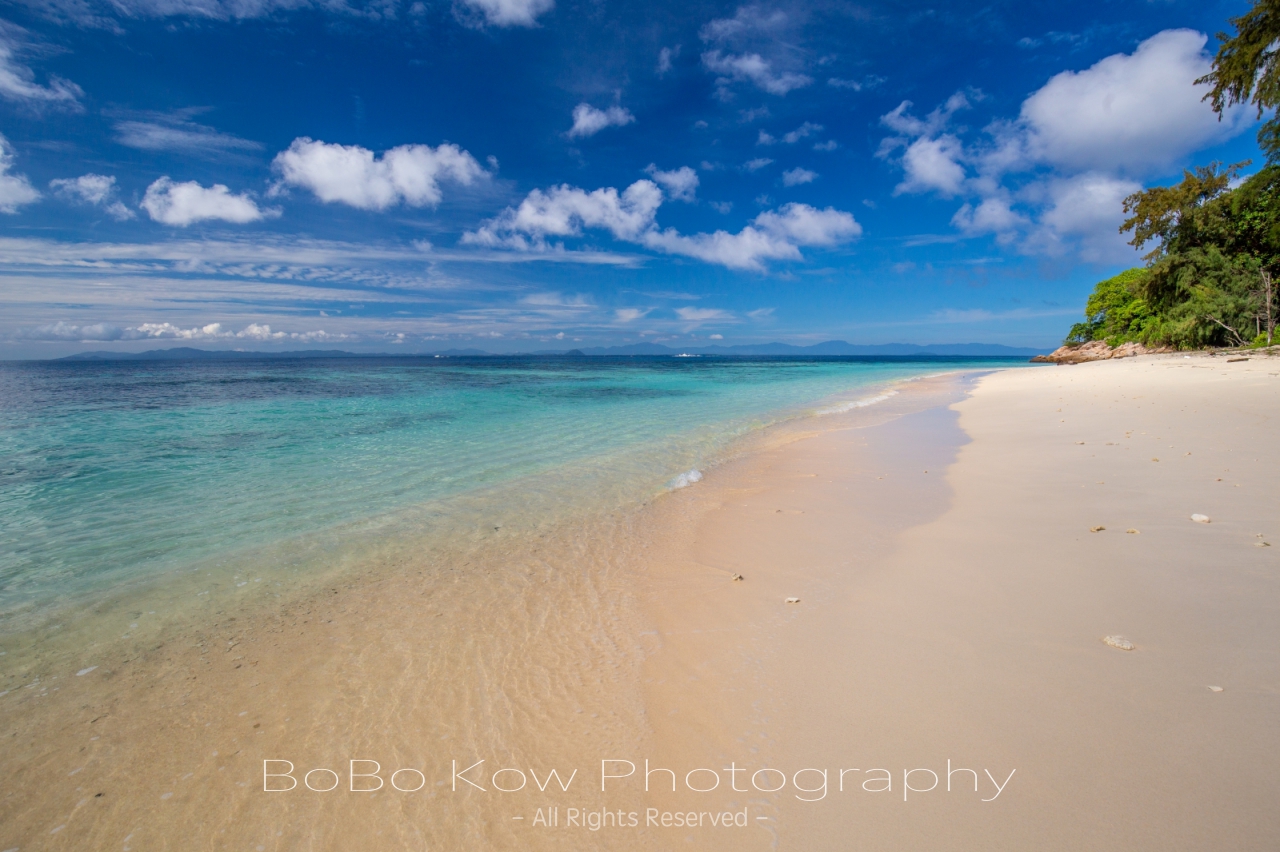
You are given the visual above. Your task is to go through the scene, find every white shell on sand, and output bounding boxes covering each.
[785,597,801,604]
[731,573,744,581]
[1191,514,1210,523]
[75,666,97,676]
[1126,528,1140,534]
[1207,686,1223,693]
[1089,525,1105,533]
[1103,635,1134,651]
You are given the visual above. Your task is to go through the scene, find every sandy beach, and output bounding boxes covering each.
[638,352,1279,850]
[2,353,1277,850]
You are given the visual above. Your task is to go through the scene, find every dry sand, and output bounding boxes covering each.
[1,353,1276,851]
[638,353,1279,850]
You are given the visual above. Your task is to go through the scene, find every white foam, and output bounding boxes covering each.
[817,390,898,415]
[669,469,704,489]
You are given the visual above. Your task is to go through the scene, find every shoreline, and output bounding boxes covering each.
[0,365,973,851]
[2,354,1276,849]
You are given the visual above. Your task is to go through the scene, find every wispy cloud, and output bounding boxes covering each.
[114,110,262,155]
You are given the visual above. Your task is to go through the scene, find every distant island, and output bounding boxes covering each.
[52,341,1049,361]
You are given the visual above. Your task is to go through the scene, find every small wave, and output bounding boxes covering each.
[817,390,898,415]
[668,469,703,489]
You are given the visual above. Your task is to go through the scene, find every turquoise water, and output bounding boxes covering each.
[0,355,1026,615]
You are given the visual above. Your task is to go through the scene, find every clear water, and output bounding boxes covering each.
[0,355,1028,615]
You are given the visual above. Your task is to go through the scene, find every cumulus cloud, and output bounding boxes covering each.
[141,177,275,226]
[894,135,966,196]
[880,92,973,138]
[0,135,40,213]
[781,167,816,186]
[701,51,811,96]
[0,25,82,108]
[567,104,636,138]
[782,122,822,144]
[644,164,698,201]
[873,30,1242,261]
[463,180,663,250]
[460,0,554,27]
[1022,173,1141,262]
[20,320,347,342]
[272,137,486,211]
[1018,29,1242,175]
[643,202,860,270]
[657,46,678,76]
[464,177,860,271]
[950,194,1026,238]
[49,173,135,220]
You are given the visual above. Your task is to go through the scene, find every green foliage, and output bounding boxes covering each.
[1062,5,1280,350]
[1198,0,1280,161]
[1065,269,1156,345]
[1066,164,1278,349]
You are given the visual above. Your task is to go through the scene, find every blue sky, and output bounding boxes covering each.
[0,0,1263,355]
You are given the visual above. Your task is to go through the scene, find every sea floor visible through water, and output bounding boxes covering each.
[0,357,1011,850]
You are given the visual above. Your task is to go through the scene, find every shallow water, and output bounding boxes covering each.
[0,355,1028,622]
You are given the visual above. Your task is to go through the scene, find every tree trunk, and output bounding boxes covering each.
[1265,269,1275,346]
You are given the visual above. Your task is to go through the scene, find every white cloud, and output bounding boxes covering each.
[701,51,811,96]
[951,194,1026,237]
[644,164,698,201]
[114,112,262,155]
[895,135,966,196]
[0,135,40,213]
[141,177,275,226]
[460,0,554,27]
[462,180,664,249]
[615,307,649,322]
[782,167,816,186]
[272,137,486,211]
[657,46,678,76]
[464,178,860,271]
[567,103,636,138]
[743,157,773,172]
[49,173,135,220]
[675,307,734,322]
[644,203,859,270]
[753,203,860,246]
[880,92,972,138]
[1022,173,1141,262]
[813,139,837,151]
[26,0,549,26]
[781,122,822,144]
[757,131,775,145]
[0,25,82,107]
[1018,29,1244,175]
[20,320,346,342]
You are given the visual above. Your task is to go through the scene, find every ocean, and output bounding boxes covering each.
[0,355,1027,626]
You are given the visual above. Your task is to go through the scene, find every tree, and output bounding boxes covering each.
[1198,0,1280,160]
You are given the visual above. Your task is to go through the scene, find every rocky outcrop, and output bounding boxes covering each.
[1030,340,1169,364]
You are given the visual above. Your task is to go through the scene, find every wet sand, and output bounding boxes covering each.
[1,354,1276,850]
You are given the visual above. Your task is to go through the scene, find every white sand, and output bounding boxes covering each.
[638,353,1279,850]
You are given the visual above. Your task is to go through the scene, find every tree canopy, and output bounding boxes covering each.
[1198,0,1280,160]
[1065,163,1278,349]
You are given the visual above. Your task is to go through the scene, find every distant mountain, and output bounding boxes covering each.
[575,341,1049,357]
[58,347,361,361]
[54,341,1048,362]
